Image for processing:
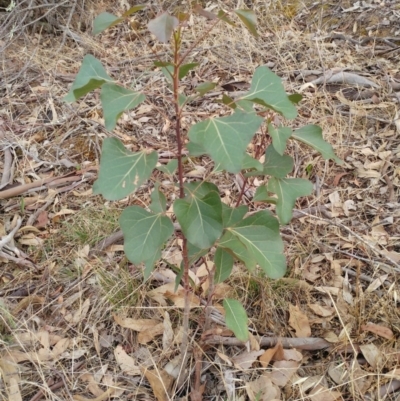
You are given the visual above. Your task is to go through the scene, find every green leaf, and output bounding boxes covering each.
[221,210,286,278]
[253,186,277,204]
[268,123,292,156]
[267,177,313,224]
[195,82,216,96]
[263,144,293,178]
[223,299,249,342]
[188,111,263,173]
[148,12,179,43]
[178,94,187,107]
[149,184,167,214]
[100,83,145,131]
[187,241,209,265]
[217,10,236,25]
[214,247,234,283]
[221,94,236,109]
[242,153,263,171]
[160,64,174,84]
[156,159,178,175]
[236,99,254,113]
[64,55,112,102]
[292,125,343,164]
[219,230,257,271]
[234,9,258,37]
[187,141,206,157]
[179,63,198,79]
[122,5,146,17]
[93,138,157,201]
[243,66,297,119]
[93,12,123,35]
[174,183,223,249]
[120,206,174,280]
[288,93,302,104]
[222,204,248,227]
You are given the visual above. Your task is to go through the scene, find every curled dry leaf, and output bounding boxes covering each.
[361,322,394,340]
[271,360,300,387]
[113,315,161,331]
[309,384,342,401]
[259,341,285,367]
[360,343,382,369]
[143,368,174,401]
[308,303,335,317]
[245,373,281,401]
[114,345,141,376]
[288,304,311,337]
[231,349,265,370]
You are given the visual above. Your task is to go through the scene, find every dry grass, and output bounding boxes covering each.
[1,0,400,400]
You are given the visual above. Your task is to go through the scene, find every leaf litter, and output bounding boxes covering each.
[1,0,400,400]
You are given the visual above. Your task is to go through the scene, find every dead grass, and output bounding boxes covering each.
[1,0,400,400]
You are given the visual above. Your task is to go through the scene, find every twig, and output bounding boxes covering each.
[0,146,13,189]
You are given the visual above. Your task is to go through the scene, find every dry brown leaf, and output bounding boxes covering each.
[143,368,174,401]
[282,349,303,362]
[259,342,285,367]
[245,373,281,401]
[361,322,394,339]
[309,384,341,401]
[0,355,22,401]
[138,323,165,344]
[308,303,335,317]
[271,360,299,387]
[231,349,264,370]
[113,315,161,331]
[288,304,311,337]
[360,343,382,369]
[65,298,90,325]
[114,345,141,376]
[366,274,388,293]
[162,311,174,351]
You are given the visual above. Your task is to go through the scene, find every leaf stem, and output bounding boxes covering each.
[172,28,191,376]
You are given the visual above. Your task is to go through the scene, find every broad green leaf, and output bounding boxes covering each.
[263,144,293,178]
[236,99,254,113]
[187,141,206,157]
[221,94,236,109]
[160,64,174,84]
[93,12,123,35]
[64,55,112,102]
[267,177,313,224]
[292,125,343,164]
[217,10,236,25]
[242,153,263,171]
[156,159,178,175]
[268,123,292,155]
[174,184,223,249]
[149,184,167,214]
[195,82,216,96]
[234,9,258,37]
[214,247,234,283]
[148,12,179,43]
[178,93,187,107]
[100,83,145,131]
[222,204,248,228]
[93,138,157,200]
[243,66,297,119]
[253,186,277,204]
[223,299,249,342]
[120,206,174,279]
[219,230,257,271]
[187,241,209,265]
[184,181,218,199]
[229,225,286,278]
[188,111,263,173]
[288,93,302,104]
[179,63,198,79]
[221,210,286,278]
[122,5,146,17]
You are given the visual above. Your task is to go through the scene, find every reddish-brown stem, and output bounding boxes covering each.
[235,174,248,207]
[172,29,192,383]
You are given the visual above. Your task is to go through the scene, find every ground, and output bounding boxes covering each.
[0,1,400,400]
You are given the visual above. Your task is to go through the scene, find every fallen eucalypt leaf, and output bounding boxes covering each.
[64,4,341,398]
